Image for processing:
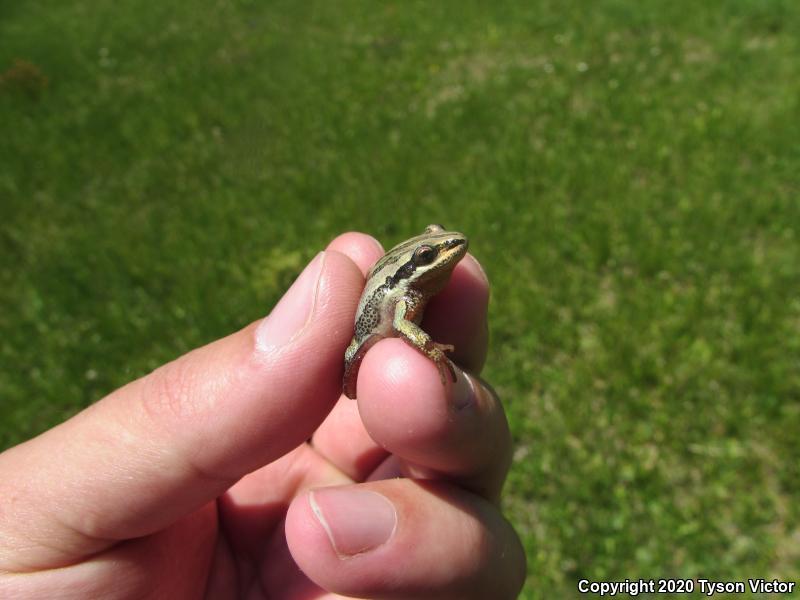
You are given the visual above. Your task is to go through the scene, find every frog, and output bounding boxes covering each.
[342,224,469,399]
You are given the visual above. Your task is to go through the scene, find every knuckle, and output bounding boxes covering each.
[140,356,203,425]
[136,356,235,484]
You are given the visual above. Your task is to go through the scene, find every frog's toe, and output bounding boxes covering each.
[434,342,455,354]
[434,356,457,384]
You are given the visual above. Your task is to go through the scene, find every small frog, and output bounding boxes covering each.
[343,224,469,399]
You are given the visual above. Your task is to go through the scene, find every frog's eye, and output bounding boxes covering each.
[413,245,437,265]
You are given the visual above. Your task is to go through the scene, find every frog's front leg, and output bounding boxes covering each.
[392,295,457,385]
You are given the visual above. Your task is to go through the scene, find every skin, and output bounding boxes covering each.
[0,232,526,599]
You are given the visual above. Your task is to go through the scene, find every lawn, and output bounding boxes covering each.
[1,0,799,597]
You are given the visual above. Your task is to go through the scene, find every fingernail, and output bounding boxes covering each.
[255,252,325,352]
[309,488,397,557]
[452,369,476,411]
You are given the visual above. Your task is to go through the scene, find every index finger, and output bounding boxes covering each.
[359,340,512,502]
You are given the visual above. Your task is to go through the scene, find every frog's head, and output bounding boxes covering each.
[384,224,469,292]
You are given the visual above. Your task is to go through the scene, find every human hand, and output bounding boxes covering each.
[0,232,525,599]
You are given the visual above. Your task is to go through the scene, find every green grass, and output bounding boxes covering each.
[2,0,799,597]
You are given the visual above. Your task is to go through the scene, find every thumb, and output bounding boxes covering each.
[0,250,363,571]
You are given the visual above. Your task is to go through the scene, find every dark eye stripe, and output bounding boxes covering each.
[370,232,462,276]
[387,259,416,286]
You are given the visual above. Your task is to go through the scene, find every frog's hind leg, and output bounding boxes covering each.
[342,334,381,399]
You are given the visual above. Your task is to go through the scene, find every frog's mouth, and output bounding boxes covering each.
[436,237,468,270]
